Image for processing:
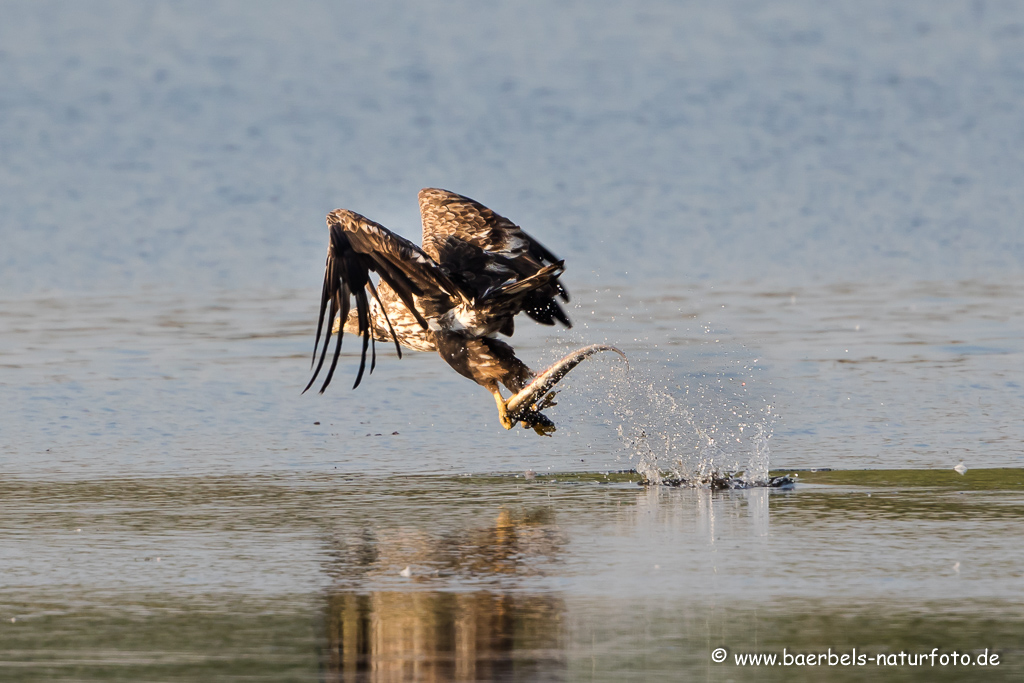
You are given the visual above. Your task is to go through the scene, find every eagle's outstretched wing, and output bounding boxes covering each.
[418,188,571,327]
[304,209,463,394]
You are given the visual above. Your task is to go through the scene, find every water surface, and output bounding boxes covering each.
[3,470,1023,681]
[4,0,1024,680]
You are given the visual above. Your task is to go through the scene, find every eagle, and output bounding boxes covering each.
[304,188,624,434]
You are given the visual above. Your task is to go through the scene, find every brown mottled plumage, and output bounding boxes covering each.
[305,188,573,432]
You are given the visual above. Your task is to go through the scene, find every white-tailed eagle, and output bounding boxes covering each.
[305,188,624,434]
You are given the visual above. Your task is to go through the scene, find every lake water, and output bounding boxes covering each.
[3,2,1024,681]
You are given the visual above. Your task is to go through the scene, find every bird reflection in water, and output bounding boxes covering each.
[320,509,567,682]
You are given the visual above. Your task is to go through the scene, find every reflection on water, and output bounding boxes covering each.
[1,471,1024,680]
[320,509,566,680]
[324,508,566,591]
[322,591,564,682]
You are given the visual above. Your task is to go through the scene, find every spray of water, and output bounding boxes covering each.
[606,355,775,487]
[546,289,777,487]
[548,336,775,487]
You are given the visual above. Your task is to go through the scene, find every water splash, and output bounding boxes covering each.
[547,289,776,486]
[605,349,775,487]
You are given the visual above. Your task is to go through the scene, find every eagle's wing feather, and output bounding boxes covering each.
[418,188,571,327]
[304,209,462,394]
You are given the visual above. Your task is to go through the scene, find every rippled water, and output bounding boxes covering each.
[3,470,1023,681]
[5,282,1024,680]
[7,279,1022,479]
[4,0,1024,680]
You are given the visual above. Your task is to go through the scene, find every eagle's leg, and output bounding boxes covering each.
[487,382,515,430]
[490,380,554,434]
[435,334,560,433]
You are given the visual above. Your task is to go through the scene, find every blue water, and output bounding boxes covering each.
[4,1,1024,296]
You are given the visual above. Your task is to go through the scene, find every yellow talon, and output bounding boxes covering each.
[527,420,556,436]
[493,389,514,430]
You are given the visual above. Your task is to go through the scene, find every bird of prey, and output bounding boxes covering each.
[304,188,624,434]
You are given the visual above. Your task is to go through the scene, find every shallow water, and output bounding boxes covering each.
[4,283,1024,680]
[2,470,1023,681]
[4,0,1024,680]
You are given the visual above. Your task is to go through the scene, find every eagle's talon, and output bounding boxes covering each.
[531,422,555,436]
[517,409,555,436]
[493,389,515,430]
[534,391,559,412]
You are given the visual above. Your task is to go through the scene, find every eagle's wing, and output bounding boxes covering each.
[418,188,571,327]
[304,209,464,394]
